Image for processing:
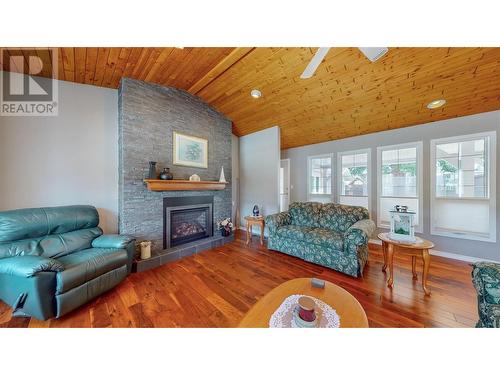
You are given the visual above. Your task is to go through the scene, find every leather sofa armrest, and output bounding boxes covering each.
[92,234,134,249]
[92,235,136,274]
[0,255,64,278]
[265,212,291,235]
[343,219,375,253]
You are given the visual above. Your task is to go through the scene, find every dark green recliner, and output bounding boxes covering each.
[0,205,135,320]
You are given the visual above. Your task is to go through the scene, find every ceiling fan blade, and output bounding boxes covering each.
[358,47,388,62]
[300,47,330,79]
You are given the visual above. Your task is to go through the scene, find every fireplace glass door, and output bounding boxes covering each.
[169,207,210,247]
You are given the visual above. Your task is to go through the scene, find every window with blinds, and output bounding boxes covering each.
[431,132,496,242]
[377,142,423,231]
[308,154,333,203]
[337,149,370,210]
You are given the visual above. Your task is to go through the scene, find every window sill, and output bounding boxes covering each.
[431,229,496,243]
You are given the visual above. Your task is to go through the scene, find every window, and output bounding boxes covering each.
[431,132,496,242]
[377,142,423,231]
[337,149,370,210]
[308,154,333,203]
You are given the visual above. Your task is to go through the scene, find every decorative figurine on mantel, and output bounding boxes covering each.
[388,205,419,243]
[219,166,227,183]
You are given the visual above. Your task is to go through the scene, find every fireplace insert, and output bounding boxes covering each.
[163,196,213,249]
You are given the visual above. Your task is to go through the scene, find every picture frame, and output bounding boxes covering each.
[173,131,208,169]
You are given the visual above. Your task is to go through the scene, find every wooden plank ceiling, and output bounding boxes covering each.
[2,47,499,149]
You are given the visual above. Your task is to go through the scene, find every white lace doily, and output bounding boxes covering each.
[269,294,340,328]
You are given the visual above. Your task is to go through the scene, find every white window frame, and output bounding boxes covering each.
[377,141,423,232]
[307,153,334,202]
[337,148,371,212]
[430,131,496,242]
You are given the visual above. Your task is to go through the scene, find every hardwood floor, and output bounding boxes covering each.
[0,230,478,328]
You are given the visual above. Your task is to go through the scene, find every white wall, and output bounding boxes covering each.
[282,110,500,262]
[0,73,119,233]
[231,134,240,224]
[239,126,280,234]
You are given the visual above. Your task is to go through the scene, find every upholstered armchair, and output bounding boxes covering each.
[472,262,500,328]
[0,205,135,320]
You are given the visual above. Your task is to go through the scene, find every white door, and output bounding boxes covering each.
[280,159,290,212]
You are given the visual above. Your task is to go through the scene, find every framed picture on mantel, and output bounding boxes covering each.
[173,131,208,169]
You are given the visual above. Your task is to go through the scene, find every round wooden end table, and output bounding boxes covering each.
[238,278,368,328]
[378,232,434,296]
[244,215,265,245]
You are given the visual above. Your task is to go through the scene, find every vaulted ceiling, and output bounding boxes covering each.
[2,47,500,149]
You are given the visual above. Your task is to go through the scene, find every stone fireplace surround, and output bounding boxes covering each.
[118,78,233,272]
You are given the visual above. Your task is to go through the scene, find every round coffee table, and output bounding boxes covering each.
[378,232,434,295]
[238,278,368,328]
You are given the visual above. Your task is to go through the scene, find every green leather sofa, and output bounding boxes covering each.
[266,202,375,277]
[0,205,135,320]
[472,262,500,328]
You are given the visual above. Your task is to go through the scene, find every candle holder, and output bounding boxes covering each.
[140,241,152,260]
[293,296,319,328]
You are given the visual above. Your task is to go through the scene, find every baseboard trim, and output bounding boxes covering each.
[427,250,498,264]
[368,239,498,264]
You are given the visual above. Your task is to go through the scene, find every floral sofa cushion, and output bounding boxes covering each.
[289,202,322,228]
[319,203,370,233]
[276,225,311,241]
[303,228,344,249]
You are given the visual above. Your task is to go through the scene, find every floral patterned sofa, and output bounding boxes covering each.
[266,202,375,277]
[472,262,500,328]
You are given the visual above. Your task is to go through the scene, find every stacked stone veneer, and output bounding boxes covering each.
[118,78,232,255]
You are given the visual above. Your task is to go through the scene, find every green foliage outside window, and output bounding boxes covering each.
[437,159,458,173]
[347,166,367,177]
[382,163,416,175]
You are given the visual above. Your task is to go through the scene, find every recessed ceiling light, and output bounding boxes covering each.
[250,89,262,99]
[427,99,446,109]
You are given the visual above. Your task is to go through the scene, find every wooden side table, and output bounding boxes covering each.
[245,216,265,245]
[378,232,435,296]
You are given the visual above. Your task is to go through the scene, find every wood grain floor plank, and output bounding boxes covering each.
[0,230,478,328]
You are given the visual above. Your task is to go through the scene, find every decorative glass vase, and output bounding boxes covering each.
[147,161,157,179]
[159,168,173,180]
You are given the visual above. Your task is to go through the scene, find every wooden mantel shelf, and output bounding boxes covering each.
[143,179,228,191]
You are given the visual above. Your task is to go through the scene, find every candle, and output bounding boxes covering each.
[298,296,316,322]
[140,241,151,260]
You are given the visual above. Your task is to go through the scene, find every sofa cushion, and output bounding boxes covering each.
[319,203,369,232]
[42,227,104,258]
[0,205,99,242]
[55,247,128,294]
[0,227,103,260]
[276,225,312,240]
[289,202,322,228]
[304,228,344,250]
